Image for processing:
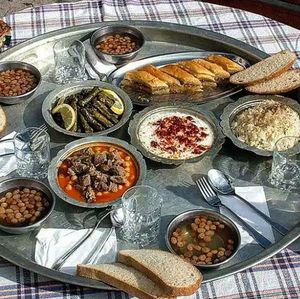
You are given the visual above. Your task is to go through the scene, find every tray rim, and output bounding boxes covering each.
[1,20,298,291]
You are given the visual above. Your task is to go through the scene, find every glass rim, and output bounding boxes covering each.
[274,135,300,155]
[121,185,162,210]
[53,39,85,52]
[14,126,50,144]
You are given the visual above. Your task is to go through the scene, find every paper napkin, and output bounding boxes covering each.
[0,131,17,177]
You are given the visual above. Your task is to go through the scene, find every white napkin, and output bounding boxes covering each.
[219,186,275,245]
[84,39,117,79]
[0,131,16,176]
[35,228,117,275]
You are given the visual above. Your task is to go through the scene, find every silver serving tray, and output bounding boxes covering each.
[48,136,147,208]
[42,81,133,138]
[108,51,250,106]
[128,104,225,165]
[0,21,299,291]
[220,95,300,156]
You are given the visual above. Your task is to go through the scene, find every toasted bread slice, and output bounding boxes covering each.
[230,50,297,85]
[193,59,230,79]
[0,106,6,134]
[118,249,202,296]
[77,263,174,299]
[140,64,184,93]
[245,69,300,94]
[122,70,169,95]
[206,55,244,74]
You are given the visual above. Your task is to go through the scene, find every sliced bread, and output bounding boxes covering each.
[77,263,175,299]
[245,69,300,94]
[118,249,202,296]
[229,50,296,85]
[0,106,6,134]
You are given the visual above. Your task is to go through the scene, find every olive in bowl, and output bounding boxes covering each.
[166,209,241,269]
[91,25,145,64]
[0,178,55,234]
[0,61,41,105]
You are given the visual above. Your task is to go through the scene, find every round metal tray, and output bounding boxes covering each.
[0,21,299,290]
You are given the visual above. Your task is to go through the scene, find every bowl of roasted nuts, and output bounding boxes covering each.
[0,61,41,105]
[90,25,145,64]
[166,209,241,268]
[0,178,55,234]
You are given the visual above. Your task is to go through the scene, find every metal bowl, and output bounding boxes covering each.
[0,61,41,105]
[0,178,56,234]
[48,136,147,208]
[128,104,225,165]
[90,25,145,64]
[42,80,133,138]
[165,209,241,269]
[220,95,300,157]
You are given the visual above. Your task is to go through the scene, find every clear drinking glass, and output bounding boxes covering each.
[53,39,86,84]
[121,185,163,247]
[14,127,50,180]
[269,136,300,190]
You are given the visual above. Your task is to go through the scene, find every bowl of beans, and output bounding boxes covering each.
[0,61,41,105]
[166,209,241,269]
[91,25,145,64]
[0,178,55,234]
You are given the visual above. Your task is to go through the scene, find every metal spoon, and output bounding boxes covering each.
[207,169,289,235]
[52,206,124,271]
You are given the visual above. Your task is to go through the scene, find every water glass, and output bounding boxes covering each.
[269,136,300,190]
[121,185,163,247]
[53,40,86,84]
[14,127,50,180]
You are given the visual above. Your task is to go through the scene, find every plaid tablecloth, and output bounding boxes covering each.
[1,1,300,298]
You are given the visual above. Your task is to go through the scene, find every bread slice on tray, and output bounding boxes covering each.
[229,50,297,85]
[77,263,175,299]
[118,249,203,296]
[245,69,300,94]
[0,106,6,134]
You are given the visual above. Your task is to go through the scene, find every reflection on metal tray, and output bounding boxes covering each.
[108,51,250,106]
[0,20,299,291]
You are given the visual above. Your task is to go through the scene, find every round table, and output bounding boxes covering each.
[1,1,300,298]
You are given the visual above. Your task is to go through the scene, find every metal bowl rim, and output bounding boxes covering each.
[0,177,56,231]
[165,209,242,269]
[0,61,42,102]
[90,25,145,58]
[48,136,147,209]
[42,80,133,138]
[220,95,300,157]
[128,104,225,165]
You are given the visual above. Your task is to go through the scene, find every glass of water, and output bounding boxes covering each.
[269,136,300,190]
[14,127,50,180]
[121,185,163,247]
[53,39,86,84]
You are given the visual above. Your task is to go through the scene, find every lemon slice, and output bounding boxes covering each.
[52,104,76,131]
[102,89,124,115]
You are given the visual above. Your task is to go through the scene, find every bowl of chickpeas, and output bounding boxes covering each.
[91,25,145,64]
[0,61,41,105]
[0,178,55,234]
[166,209,241,269]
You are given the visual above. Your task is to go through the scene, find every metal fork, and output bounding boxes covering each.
[196,177,272,248]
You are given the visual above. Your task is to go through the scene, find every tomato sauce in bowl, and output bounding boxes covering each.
[57,143,139,204]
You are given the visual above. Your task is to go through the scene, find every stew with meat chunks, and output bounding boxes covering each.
[57,144,138,204]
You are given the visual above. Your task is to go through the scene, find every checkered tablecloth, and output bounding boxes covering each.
[1,1,300,298]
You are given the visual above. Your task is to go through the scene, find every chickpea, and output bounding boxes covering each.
[225,250,232,257]
[198,233,205,239]
[5,192,12,199]
[202,247,210,254]
[227,244,234,250]
[184,251,193,258]
[217,251,225,257]
[228,239,234,244]
[203,236,212,243]
[199,255,206,261]
[194,217,201,224]
[177,241,184,248]
[170,237,177,245]
[187,244,194,251]
[191,223,198,231]
[197,227,205,234]
[205,230,214,236]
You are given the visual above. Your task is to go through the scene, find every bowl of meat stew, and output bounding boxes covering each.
[48,136,147,208]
